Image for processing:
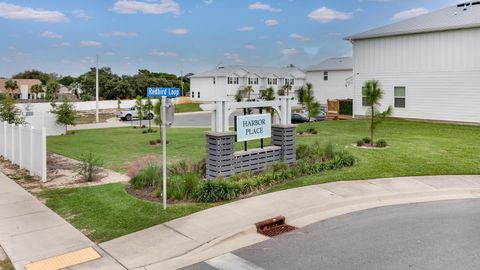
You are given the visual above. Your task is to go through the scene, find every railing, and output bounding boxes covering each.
[0,122,47,182]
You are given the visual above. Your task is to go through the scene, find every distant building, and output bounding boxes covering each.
[306,57,353,105]
[346,2,480,123]
[190,65,306,101]
[0,79,42,99]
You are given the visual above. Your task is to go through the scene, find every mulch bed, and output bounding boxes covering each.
[125,185,161,202]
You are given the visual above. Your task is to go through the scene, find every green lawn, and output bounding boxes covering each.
[40,183,213,243]
[175,103,202,113]
[0,258,14,270]
[43,119,480,242]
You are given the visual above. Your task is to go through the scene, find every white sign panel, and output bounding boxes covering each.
[236,114,271,142]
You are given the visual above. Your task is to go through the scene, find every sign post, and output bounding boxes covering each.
[147,87,180,210]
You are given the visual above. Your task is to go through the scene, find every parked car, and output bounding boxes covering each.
[312,111,326,122]
[117,106,154,121]
[291,113,310,124]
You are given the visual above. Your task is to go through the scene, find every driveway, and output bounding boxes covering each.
[185,199,480,270]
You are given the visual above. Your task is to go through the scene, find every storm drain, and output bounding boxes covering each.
[255,216,297,237]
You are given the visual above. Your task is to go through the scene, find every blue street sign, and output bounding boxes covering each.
[147,87,181,98]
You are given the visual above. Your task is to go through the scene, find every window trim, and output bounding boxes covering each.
[324,71,328,81]
[361,87,368,107]
[394,86,406,109]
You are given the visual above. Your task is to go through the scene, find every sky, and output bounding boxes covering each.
[0,0,462,77]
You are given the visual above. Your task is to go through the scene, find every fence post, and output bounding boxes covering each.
[18,125,23,169]
[41,127,47,182]
[10,124,15,164]
[2,122,6,158]
[30,126,34,176]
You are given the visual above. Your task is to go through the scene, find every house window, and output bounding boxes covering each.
[362,87,368,106]
[213,77,216,84]
[248,78,258,85]
[191,91,195,98]
[229,77,238,85]
[198,92,201,98]
[273,78,277,85]
[324,71,329,81]
[394,87,406,108]
[268,78,277,85]
[285,79,294,86]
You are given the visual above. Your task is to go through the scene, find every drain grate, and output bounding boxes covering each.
[255,216,297,237]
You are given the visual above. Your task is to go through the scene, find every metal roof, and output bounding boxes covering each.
[190,65,306,79]
[345,2,480,40]
[306,57,353,72]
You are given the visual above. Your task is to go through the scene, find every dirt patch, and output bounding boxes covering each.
[125,185,161,202]
[351,144,390,150]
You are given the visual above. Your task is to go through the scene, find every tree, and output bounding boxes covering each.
[46,80,60,101]
[4,80,18,97]
[51,97,77,134]
[363,80,393,144]
[260,87,275,101]
[12,70,52,85]
[30,84,43,99]
[143,97,153,130]
[297,86,306,106]
[58,75,76,86]
[302,83,320,121]
[135,96,144,127]
[116,97,121,109]
[234,89,243,102]
[282,84,292,96]
[153,98,163,141]
[0,95,24,124]
[243,85,254,101]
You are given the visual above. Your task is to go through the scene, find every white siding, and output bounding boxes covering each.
[190,77,226,101]
[306,70,353,105]
[353,28,480,123]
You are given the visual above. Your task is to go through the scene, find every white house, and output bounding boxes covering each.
[306,57,353,105]
[346,2,480,124]
[190,65,306,101]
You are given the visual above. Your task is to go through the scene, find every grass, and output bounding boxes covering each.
[0,258,14,270]
[40,183,213,243]
[43,119,480,242]
[175,103,202,113]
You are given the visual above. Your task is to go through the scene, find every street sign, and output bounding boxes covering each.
[147,87,181,98]
[236,114,271,142]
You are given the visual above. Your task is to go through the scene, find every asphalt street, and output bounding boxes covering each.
[184,199,480,270]
[127,110,244,128]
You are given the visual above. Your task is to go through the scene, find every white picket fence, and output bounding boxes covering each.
[0,121,47,182]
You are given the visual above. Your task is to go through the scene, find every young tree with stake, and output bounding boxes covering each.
[144,97,153,130]
[135,96,144,127]
[363,80,393,145]
[51,97,77,134]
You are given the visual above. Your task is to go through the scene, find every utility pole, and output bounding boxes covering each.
[180,71,184,97]
[95,55,99,123]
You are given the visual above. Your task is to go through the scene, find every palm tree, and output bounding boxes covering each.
[31,84,43,99]
[363,80,393,144]
[4,80,18,97]
[280,84,292,96]
[260,87,275,101]
[243,86,254,101]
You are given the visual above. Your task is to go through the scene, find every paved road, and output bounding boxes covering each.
[127,111,244,128]
[184,199,480,270]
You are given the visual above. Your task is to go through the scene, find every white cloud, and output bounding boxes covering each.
[0,2,68,22]
[224,53,244,63]
[244,44,256,49]
[100,31,137,37]
[73,9,92,19]
[81,56,95,64]
[308,7,352,23]
[80,41,102,47]
[203,0,214,5]
[392,8,429,21]
[281,48,301,56]
[113,0,180,15]
[52,42,70,47]
[167,28,189,35]
[264,19,278,26]
[150,50,178,57]
[41,31,62,39]
[238,26,255,32]
[105,51,115,56]
[248,2,281,12]
[289,33,310,41]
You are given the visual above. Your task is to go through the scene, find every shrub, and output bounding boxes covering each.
[76,153,103,182]
[195,180,241,203]
[357,140,365,147]
[156,139,162,144]
[376,139,388,148]
[129,164,162,189]
[296,144,310,159]
[306,127,317,134]
[127,155,158,178]
[168,159,205,176]
[141,125,146,128]
[322,142,335,160]
[149,140,156,145]
[362,137,371,144]
[133,126,137,129]
[142,130,148,134]
[329,151,356,169]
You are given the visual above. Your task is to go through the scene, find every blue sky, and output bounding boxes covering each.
[0,0,460,77]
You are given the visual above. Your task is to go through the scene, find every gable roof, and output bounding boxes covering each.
[190,65,306,79]
[345,2,480,41]
[306,57,353,72]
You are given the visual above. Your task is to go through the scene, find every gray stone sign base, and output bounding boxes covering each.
[205,125,297,180]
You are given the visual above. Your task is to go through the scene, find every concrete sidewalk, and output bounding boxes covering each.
[100,175,480,270]
[0,173,125,270]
